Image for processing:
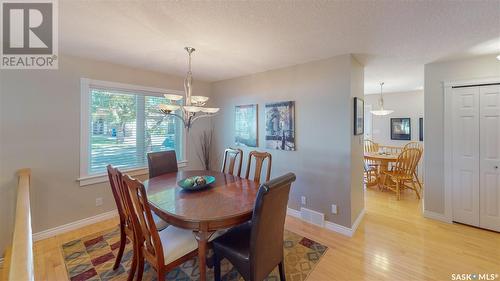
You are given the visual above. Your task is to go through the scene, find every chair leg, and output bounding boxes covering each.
[213,252,221,281]
[414,171,423,190]
[278,261,286,281]
[127,240,137,281]
[157,267,165,281]
[412,181,421,199]
[136,250,145,281]
[396,181,401,200]
[113,222,126,270]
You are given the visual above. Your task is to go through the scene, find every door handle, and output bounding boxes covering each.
[495,166,499,169]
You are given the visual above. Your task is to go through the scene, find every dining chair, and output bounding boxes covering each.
[221,147,243,177]
[380,148,422,200]
[106,165,168,281]
[212,173,297,281]
[364,162,378,187]
[147,150,178,178]
[122,175,200,281]
[364,139,379,153]
[245,151,272,183]
[403,142,424,191]
[364,139,380,174]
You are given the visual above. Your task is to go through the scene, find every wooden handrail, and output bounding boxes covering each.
[8,168,34,281]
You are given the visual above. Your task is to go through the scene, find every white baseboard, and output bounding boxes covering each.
[423,210,452,224]
[33,210,119,241]
[287,207,365,237]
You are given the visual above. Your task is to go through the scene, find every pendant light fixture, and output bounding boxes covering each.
[370,82,394,116]
[159,47,219,130]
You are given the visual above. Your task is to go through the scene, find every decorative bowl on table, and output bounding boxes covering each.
[177,175,216,191]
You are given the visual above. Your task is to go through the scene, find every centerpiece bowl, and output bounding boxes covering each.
[177,175,215,191]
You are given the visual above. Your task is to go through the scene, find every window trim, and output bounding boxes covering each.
[79,78,187,187]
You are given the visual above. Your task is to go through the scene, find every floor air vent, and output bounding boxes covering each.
[300,207,325,227]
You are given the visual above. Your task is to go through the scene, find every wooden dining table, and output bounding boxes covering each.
[364,152,399,186]
[143,170,260,281]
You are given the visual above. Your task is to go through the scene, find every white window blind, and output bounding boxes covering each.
[83,81,183,177]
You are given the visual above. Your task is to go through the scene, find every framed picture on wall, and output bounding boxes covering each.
[265,101,295,151]
[419,117,423,141]
[235,104,258,147]
[354,97,364,135]
[391,118,411,140]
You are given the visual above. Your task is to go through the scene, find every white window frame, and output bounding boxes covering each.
[78,78,187,186]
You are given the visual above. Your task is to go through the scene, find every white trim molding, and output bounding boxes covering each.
[287,207,365,237]
[423,210,452,224]
[79,78,188,186]
[33,210,119,241]
[77,160,188,186]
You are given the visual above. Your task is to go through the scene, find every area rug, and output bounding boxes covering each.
[61,226,327,281]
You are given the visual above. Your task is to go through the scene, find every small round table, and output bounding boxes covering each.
[144,170,259,281]
[364,152,399,186]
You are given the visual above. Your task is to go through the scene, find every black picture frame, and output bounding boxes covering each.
[419,117,423,141]
[354,97,364,135]
[391,118,411,140]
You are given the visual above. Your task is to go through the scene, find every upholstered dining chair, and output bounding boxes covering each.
[212,173,297,281]
[381,148,422,200]
[147,150,178,178]
[221,147,243,177]
[245,151,272,184]
[122,175,200,281]
[106,165,168,281]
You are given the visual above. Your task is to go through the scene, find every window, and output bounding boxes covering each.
[79,79,185,185]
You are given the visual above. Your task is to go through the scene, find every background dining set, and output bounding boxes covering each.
[364,140,424,200]
[106,148,295,281]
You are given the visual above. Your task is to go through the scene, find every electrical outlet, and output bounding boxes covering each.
[331,204,338,214]
[96,197,103,206]
[301,196,306,205]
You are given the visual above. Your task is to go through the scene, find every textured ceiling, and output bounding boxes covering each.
[60,1,500,94]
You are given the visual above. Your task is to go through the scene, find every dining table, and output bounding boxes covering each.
[143,170,260,281]
[364,151,399,186]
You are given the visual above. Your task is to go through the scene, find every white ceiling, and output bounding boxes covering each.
[60,1,500,94]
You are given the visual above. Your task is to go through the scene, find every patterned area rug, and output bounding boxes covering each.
[61,226,327,281]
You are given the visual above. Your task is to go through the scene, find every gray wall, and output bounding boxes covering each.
[0,55,212,257]
[211,54,364,227]
[424,54,500,214]
[364,91,424,146]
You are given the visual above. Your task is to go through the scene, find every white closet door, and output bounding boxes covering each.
[479,84,500,231]
[452,87,480,226]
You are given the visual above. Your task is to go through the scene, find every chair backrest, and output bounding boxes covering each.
[122,175,165,265]
[249,173,296,281]
[250,173,295,280]
[393,148,422,177]
[106,165,134,233]
[147,150,178,178]
[221,148,243,177]
[364,139,379,153]
[403,141,423,152]
[245,151,272,183]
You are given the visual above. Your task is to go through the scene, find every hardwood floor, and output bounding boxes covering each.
[3,187,499,281]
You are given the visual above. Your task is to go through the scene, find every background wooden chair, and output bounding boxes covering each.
[381,148,422,200]
[147,150,178,178]
[122,175,199,281]
[245,151,272,183]
[106,165,168,281]
[221,148,243,177]
[212,173,296,281]
[364,162,378,187]
[403,142,424,191]
[364,139,380,176]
